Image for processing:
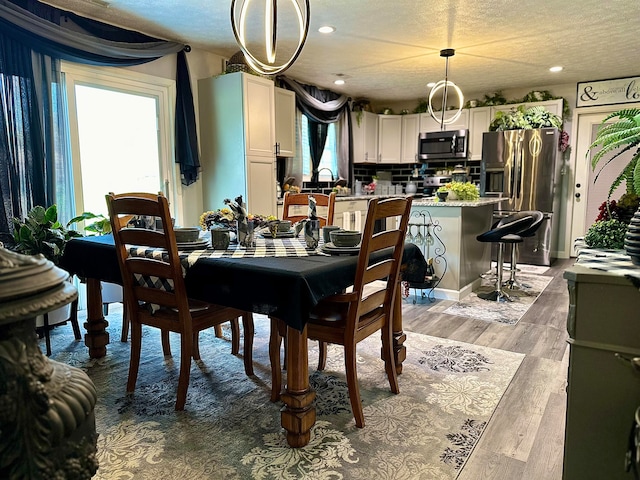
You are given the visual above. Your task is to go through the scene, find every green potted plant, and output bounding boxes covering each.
[588,108,640,262]
[11,204,83,336]
[489,105,562,131]
[67,211,112,235]
[11,204,82,265]
[589,108,640,201]
[437,181,480,201]
[583,218,627,249]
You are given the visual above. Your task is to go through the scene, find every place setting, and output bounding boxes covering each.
[320,227,362,256]
[173,227,209,250]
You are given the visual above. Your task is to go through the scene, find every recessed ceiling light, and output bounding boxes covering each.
[318,26,336,34]
[427,82,436,88]
[549,66,563,73]
[334,79,345,85]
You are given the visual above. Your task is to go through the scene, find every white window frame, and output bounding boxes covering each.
[60,62,182,221]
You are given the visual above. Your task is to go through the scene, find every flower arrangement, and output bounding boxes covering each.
[595,193,639,224]
[199,198,276,232]
[199,207,235,231]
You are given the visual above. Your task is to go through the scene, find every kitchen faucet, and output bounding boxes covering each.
[315,167,335,182]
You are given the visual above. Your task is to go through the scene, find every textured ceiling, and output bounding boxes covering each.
[41,0,640,103]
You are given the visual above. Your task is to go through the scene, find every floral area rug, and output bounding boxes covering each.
[45,311,524,480]
[442,273,553,325]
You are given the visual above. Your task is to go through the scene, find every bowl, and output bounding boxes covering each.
[330,230,361,247]
[174,227,200,243]
[322,225,342,243]
[436,191,449,202]
[277,220,292,232]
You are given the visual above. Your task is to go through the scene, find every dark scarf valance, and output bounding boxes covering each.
[278,75,349,123]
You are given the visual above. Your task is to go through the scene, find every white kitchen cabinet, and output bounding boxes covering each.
[247,156,277,212]
[468,107,491,160]
[377,114,402,163]
[419,109,469,133]
[243,75,276,159]
[400,113,420,164]
[352,111,378,164]
[489,98,564,122]
[198,72,277,216]
[274,87,295,157]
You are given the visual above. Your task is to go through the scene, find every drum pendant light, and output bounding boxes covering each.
[428,49,464,130]
[230,0,310,75]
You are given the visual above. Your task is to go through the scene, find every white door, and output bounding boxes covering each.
[569,105,640,249]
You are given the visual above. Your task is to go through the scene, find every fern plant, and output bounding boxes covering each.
[589,108,640,200]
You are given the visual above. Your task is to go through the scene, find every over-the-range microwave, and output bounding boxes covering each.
[418,129,468,161]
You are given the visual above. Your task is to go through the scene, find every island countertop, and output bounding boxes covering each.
[410,197,505,207]
[279,195,506,206]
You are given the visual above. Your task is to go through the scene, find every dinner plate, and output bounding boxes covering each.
[260,230,296,239]
[321,242,361,255]
[177,239,209,250]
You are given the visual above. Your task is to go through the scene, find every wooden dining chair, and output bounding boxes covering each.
[270,196,413,427]
[282,191,336,227]
[106,192,254,411]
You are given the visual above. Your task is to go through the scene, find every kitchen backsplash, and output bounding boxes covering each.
[354,162,481,187]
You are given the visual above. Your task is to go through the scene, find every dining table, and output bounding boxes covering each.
[60,232,427,448]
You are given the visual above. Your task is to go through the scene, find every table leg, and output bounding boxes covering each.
[392,281,407,375]
[84,278,109,359]
[280,324,316,448]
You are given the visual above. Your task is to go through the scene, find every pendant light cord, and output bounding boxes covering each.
[441,56,449,131]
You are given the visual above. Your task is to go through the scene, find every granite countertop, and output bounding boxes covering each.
[411,197,506,207]
[277,195,505,206]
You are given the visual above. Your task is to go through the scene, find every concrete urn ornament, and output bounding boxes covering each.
[0,245,98,479]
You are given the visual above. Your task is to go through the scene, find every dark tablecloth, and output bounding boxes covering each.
[61,235,427,331]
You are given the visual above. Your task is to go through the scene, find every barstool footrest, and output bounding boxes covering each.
[477,289,513,302]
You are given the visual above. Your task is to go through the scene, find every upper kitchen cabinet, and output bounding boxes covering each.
[198,72,277,216]
[377,114,402,163]
[419,109,469,133]
[400,113,420,164]
[468,107,491,160]
[352,111,378,164]
[274,87,295,157]
[490,98,564,120]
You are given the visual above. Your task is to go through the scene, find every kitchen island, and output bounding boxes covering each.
[279,195,504,300]
[408,197,505,300]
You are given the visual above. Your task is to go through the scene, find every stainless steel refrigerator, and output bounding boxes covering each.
[480,127,561,266]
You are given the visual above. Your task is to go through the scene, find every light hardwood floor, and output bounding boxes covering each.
[402,257,575,480]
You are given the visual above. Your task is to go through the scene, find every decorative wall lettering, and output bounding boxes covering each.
[577,76,640,107]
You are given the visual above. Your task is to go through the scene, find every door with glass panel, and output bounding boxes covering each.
[62,63,175,219]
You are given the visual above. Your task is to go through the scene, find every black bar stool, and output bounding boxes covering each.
[503,211,544,290]
[476,212,538,302]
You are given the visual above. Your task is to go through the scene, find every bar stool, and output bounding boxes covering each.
[503,210,544,290]
[476,212,537,302]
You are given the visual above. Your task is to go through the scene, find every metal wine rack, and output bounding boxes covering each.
[406,210,447,303]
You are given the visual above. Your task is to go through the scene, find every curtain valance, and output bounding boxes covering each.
[278,76,350,123]
[0,0,185,66]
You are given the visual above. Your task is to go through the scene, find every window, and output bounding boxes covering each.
[301,115,338,181]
